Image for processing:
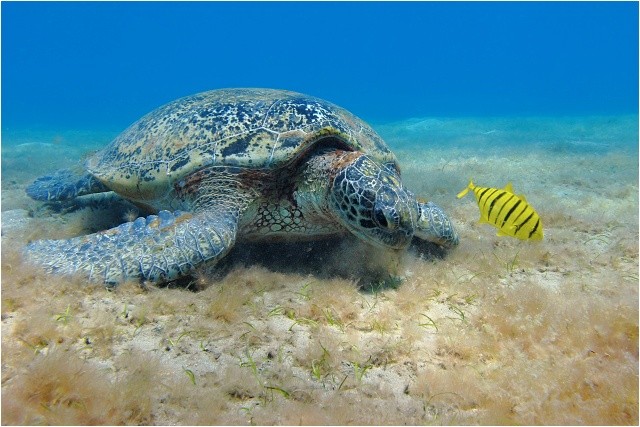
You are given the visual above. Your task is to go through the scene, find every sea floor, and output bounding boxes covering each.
[1,116,638,425]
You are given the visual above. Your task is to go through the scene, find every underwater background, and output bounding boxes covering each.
[3,1,638,130]
[2,2,638,425]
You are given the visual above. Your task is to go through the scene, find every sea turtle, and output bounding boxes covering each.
[25,88,458,286]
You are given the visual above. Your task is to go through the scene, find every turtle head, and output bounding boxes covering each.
[330,153,415,249]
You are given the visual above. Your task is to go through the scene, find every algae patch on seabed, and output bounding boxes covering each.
[2,119,638,425]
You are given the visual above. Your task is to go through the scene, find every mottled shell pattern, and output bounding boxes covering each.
[87,88,396,201]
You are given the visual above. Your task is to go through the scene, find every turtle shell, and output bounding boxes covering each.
[87,88,397,201]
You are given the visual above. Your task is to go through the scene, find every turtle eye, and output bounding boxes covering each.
[373,206,389,228]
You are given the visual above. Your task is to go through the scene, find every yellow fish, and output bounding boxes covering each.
[457,180,543,241]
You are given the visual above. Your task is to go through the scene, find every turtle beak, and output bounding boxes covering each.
[415,201,459,248]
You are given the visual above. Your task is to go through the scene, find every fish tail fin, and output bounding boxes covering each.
[456,179,475,199]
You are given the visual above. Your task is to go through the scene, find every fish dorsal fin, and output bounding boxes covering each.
[504,182,514,193]
[504,182,527,201]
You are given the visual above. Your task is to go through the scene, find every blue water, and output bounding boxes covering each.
[2,1,638,132]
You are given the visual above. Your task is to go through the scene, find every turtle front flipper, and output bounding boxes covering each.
[414,201,459,248]
[26,168,109,201]
[24,210,240,286]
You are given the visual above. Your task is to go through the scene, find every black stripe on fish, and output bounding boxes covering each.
[529,218,541,238]
[476,187,492,207]
[511,203,530,226]
[487,191,507,221]
[494,194,515,223]
[478,187,491,201]
[502,200,522,227]
[480,188,499,211]
[515,211,534,234]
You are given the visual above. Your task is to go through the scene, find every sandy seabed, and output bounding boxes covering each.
[1,116,638,425]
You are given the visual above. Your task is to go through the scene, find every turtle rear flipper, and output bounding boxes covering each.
[26,168,109,201]
[24,209,239,286]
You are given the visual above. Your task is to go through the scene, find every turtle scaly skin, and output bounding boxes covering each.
[25,89,458,286]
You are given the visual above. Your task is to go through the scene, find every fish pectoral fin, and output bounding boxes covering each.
[500,225,519,237]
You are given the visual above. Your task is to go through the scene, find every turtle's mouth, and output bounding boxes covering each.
[338,204,414,250]
[363,227,413,250]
